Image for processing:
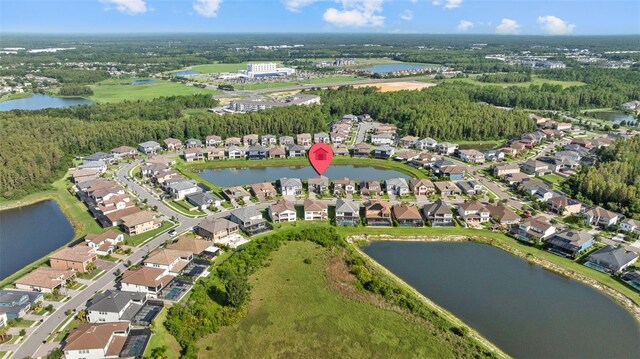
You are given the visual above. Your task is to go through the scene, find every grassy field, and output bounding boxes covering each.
[230,75,361,91]
[125,221,174,247]
[186,62,278,74]
[539,173,566,185]
[434,75,586,89]
[89,78,215,103]
[199,240,479,358]
[0,92,32,102]
[144,307,182,359]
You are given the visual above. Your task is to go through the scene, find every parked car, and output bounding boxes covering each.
[168,229,177,236]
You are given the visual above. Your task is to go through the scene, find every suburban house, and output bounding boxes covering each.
[333,177,356,195]
[423,199,454,226]
[0,290,43,320]
[409,178,435,196]
[441,165,466,181]
[50,245,97,273]
[459,149,485,164]
[196,218,239,240]
[435,181,461,196]
[436,142,459,155]
[620,218,640,233]
[399,136,419,148]
[394,150,418,162]
[144,248,193,276]
[512,216,556,243]
[104,207,142,228]
[370,133,394,145]
[360,181,383,197]
[224,137,241,146]
[457,201,491,224]
[279,136,294,146]
[248,145,268,160]
[230,207,272,236]
[278,177,303,196]
[584,207,622,228]
[227,145,247,159]
[335,199,360,226]
[304,199,328,221]
[353,143,371,157]
[521,159,551,176]
[268,200,297,223]
[622,270,640,291]
[314,132,331,143]
[63,322,132,359]
[287,144,306,157]
[456,180,486,195]
[206,135,222,147]
[332,144,349,156]
[120,211,161,235]
[87,290,147,323]
[15,267,75,293]
[373,145,395,159]
[111,146,137,159]
[392,204,423,227]
[547,196,582,215]
[163,138,183,151]
[268,147,286,159]
[330,132,346,144]
[584,246,638,274]
[308,176,330,193]
[222,186,251,202]
[243,134,259,146]
[120,266,173,297]
[186,192,220,210]
[365,200,392,226]
[483,150,505,162]
[545,230,594,258]
[84,230,124,256]
[138,141,161,154]
[486,204,521,226]
[250,182,278,200]
[185,138,202,148]
[504,172,531,187]
[167,237,220,258]
[205,147,225,160]
[261,134,277,147]
[296,133,312,146]
[385,178,410,196]
[182,147,204,162]
[493,163,521,177]
[70,169,100,184]
[520,180,556,201]
[166,180,202,199]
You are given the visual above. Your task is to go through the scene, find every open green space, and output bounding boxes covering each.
[187,62,278,74]
[199,240,479,358]
[0,92,32,102]
[89,78,215,103]
[144,307,182,359]
[125,221,174,247]
[434,75,586,89]
[230,75,361,91]
[539,173,566,185]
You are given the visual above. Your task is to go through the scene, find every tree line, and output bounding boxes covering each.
[478,72,531,83]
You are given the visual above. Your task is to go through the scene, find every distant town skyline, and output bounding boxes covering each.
[1,0,639,35]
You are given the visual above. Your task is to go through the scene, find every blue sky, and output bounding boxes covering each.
[1,0,639,34]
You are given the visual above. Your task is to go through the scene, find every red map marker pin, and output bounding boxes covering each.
[308,143,333,175]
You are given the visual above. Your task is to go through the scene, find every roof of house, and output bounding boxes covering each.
[64,322,129,353]
[423,199,453,216]
[85,230,121,245]
[622,218,640,228]
[494,163,520,171]
[167,237,215,255]
[410,178,435,189]
[365,200,391,215]
[198,217,238,234]
[586,245,639,272]
[486,204,521,223]
[111,146,136,154]
[164,138,182,145]
[332,145,349,154]
[304,199,328,211]
[458,201,489,213]
[186,192,217,206]
[50,245,95,263]
[522,215,554,231]
[121,211,157,227]
[120,266,172,287]
[335,198,359,213]
[146,249,191,266]
[139,141,160,148]
[270,200,296,213]
[553,230,594,247]
[334,177,355,186]
[434,181,459,192]
[308,176,329,186]
[87,290,146,313]
[268,147,286,155]
[105,206,142,223]
[231,207,262,222]
[548,196,581,207]
[585,206,620,219]
[386,177,409,188]
[279,177,303,187]
[442,165,465,174]
[393,204,422,220]
[15,267,74,289]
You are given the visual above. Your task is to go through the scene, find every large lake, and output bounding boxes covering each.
[0,201,75,280]
[362,63,433,74]
[199,165,409,187]
[0,93,93,111]
[362,241,640,359]
[590,111,638,125]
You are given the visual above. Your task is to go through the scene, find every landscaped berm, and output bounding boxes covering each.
[198,241,479,358]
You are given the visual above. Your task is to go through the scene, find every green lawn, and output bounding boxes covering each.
[187,62,277,74]
[434,75,586,89]
[540,173,566,185]
[89,78,215,103]
[199,241,479,358]
[144,307,182,359]
[126,221,175,246]
[230,75,361,91]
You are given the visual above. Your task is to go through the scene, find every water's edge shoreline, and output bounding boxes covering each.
[348,234,640,323]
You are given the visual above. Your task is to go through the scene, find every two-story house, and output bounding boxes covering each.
[335,199,360,226]
[268,200,297,223]
[304,199,328,221]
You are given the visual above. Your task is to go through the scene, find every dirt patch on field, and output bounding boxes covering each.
[353,81,436,92]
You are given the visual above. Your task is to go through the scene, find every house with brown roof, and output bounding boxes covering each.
[144,249,193,275]
[492,163,521,177]
[584,207,622,228]
[399,135,419,148]
[423,199,454,226]
[163,138,183,151]
[206,135,222,147]
[486,204,521,226]
[459,149,485,164]
[84,230,124,256]
[304,199,328,221]
[308,176,330,193]
[111,146,137,159]
[457,201,491,224]
[410,178,435,196]
[511,215,556,243]
[120,211,161,235]
[196,218,239,240]
[120,266,173,297]
[63,322,131,359]
[103,206,142,228]
[70,168,100,184]
[222,186,251,202]
[268,147,286,159]
[365,200,392,226]
[333,177,356,195]
[392,204,423,227]
[434,181,461,196]
[548,196,582,215]
[15,267,75,293]
[332,144,349,156]
[50,245,97,273]
[224,137,242,146]
[243,134,259,146]
[353,143,371,157]
[296,133,312,146]
[182,147,204,162]
[250,182,277,200]
[268,200,297,223]
[167,237,219,257]
[205,147,225,160]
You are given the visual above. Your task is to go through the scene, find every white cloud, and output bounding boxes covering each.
[432,0,462,9]
[100,0,147,15]
[496,18,521,34]
[537,15,575,35]
[193,0,222,17]
[282,0,317,12]
[409,0,417,3]
[457,20,473,31]
[400,10,413,21]
[323,0,385,28]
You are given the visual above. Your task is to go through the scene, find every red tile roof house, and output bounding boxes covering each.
[64,322,131,359]
[15,267,76,293]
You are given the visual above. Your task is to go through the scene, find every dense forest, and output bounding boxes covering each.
[478,72,531,83]
[58,85,93,96]
[566,137,640,218]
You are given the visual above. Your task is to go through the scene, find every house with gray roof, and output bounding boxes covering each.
[545,230,594,258]
[0,289,43,320]
[185,138,203,148]
[227,145,247,159]
[248,145,268,160]
[308,176,329,193]
[186,192,221,210]
[335,199,360,226]
[456,180,486,195]
[423,199,453,226]
[620,218,640,233]
[87,290,147,323]
[166,180,202,200]
[415,137,438,151]
[196,218,239,240]
[230,208,272,236]
[373,145,395,159]
[138,141,162,154]
[385,178,409,196]
[287,144,306,157]
[584,246,639,274]
[278,177,303,196]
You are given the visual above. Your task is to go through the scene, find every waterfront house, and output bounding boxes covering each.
[182,148,204,162]
[303,199,328,221]
[250,182,277,200]
[248,145,268,160]
[204,147,224,160]
[268,147,286,159]
[353,143,371,157]
[485,204,521,226]
[308,176,330,193]
[332,144,349,156]
[584,246,638,274]
[186,192,220,210]
[373,145,395,159]
[287,144,306,158]
[333,177,356,196]
[221,186,251,202]
[365,200,392,226]
[335,199,360,226]
[196,218,239,240]
[268,200,297,223]
[166,180,202,200]
[546,230,594,258]
[278,177,303,196]
[360,181,382,197]
[622,270,640,291]
[392,204,423,227]
[227,145,247,159]
[394,150,418,162]
[457,201,491,224]
[512,215,556,243]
